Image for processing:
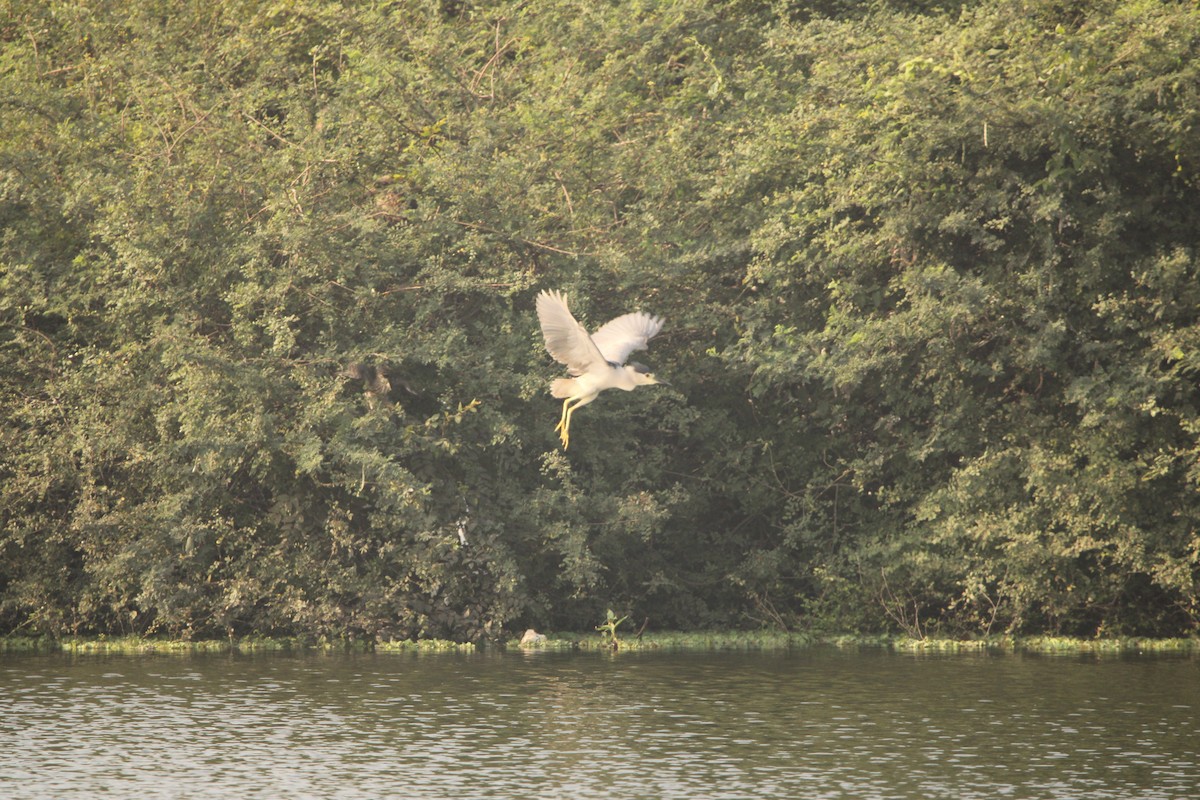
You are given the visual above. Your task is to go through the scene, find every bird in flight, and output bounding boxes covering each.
[536,289,669,449]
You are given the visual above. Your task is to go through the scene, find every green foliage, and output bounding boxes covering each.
[595,607,630,650]
[2,0,1198,641]
[723,0,1200,636]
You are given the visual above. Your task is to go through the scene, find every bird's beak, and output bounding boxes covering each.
[655,377,672,387]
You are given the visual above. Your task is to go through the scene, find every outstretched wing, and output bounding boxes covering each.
[590,310,664,365]
[536,290,608,376]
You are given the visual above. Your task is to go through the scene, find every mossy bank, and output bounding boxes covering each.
[4,632,1196,656]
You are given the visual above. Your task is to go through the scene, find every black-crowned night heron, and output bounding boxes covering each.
[536,289,669,449]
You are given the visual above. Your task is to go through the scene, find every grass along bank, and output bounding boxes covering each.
[520,631,1200,654]
[0,635,477,655]
[2,632,1196,655]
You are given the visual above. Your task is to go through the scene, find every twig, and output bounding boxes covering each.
[554,171,575,218]
[242,112,299,148]
[469,23,518,99]
[377,281,519,296]
[451,218,587,257]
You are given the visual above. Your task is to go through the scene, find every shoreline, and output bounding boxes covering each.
[2,632,1196,656]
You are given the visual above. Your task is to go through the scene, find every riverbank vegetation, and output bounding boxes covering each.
[0,633,477,654]
[3,631,1195,656]
[3,0,1199,643]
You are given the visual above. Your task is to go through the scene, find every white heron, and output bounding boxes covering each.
[535,289,669,449]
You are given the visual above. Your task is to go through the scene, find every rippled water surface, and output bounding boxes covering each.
[3,646,1198,799]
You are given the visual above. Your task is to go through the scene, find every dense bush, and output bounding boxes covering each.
[2,0,1198,640]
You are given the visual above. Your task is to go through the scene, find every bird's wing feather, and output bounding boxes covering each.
[590,310,664,365]
[537,290,608,376]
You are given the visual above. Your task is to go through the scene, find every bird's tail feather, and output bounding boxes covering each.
[550,378,575,399]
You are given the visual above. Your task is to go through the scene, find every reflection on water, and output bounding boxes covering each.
[2,647,1197,799]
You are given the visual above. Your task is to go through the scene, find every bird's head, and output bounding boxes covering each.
[628,362,671,387]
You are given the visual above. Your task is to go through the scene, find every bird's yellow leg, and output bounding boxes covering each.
[556,397,589,449]
[559,400,579,449]
[554,397,571,434]
[554,394,595,449]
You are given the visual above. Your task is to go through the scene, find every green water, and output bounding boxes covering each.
[2,647,1197,799]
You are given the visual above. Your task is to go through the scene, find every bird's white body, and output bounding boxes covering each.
[551,367,640,399]
[536,289,667,449]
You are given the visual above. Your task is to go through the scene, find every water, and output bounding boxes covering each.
[2,647,1197,799]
